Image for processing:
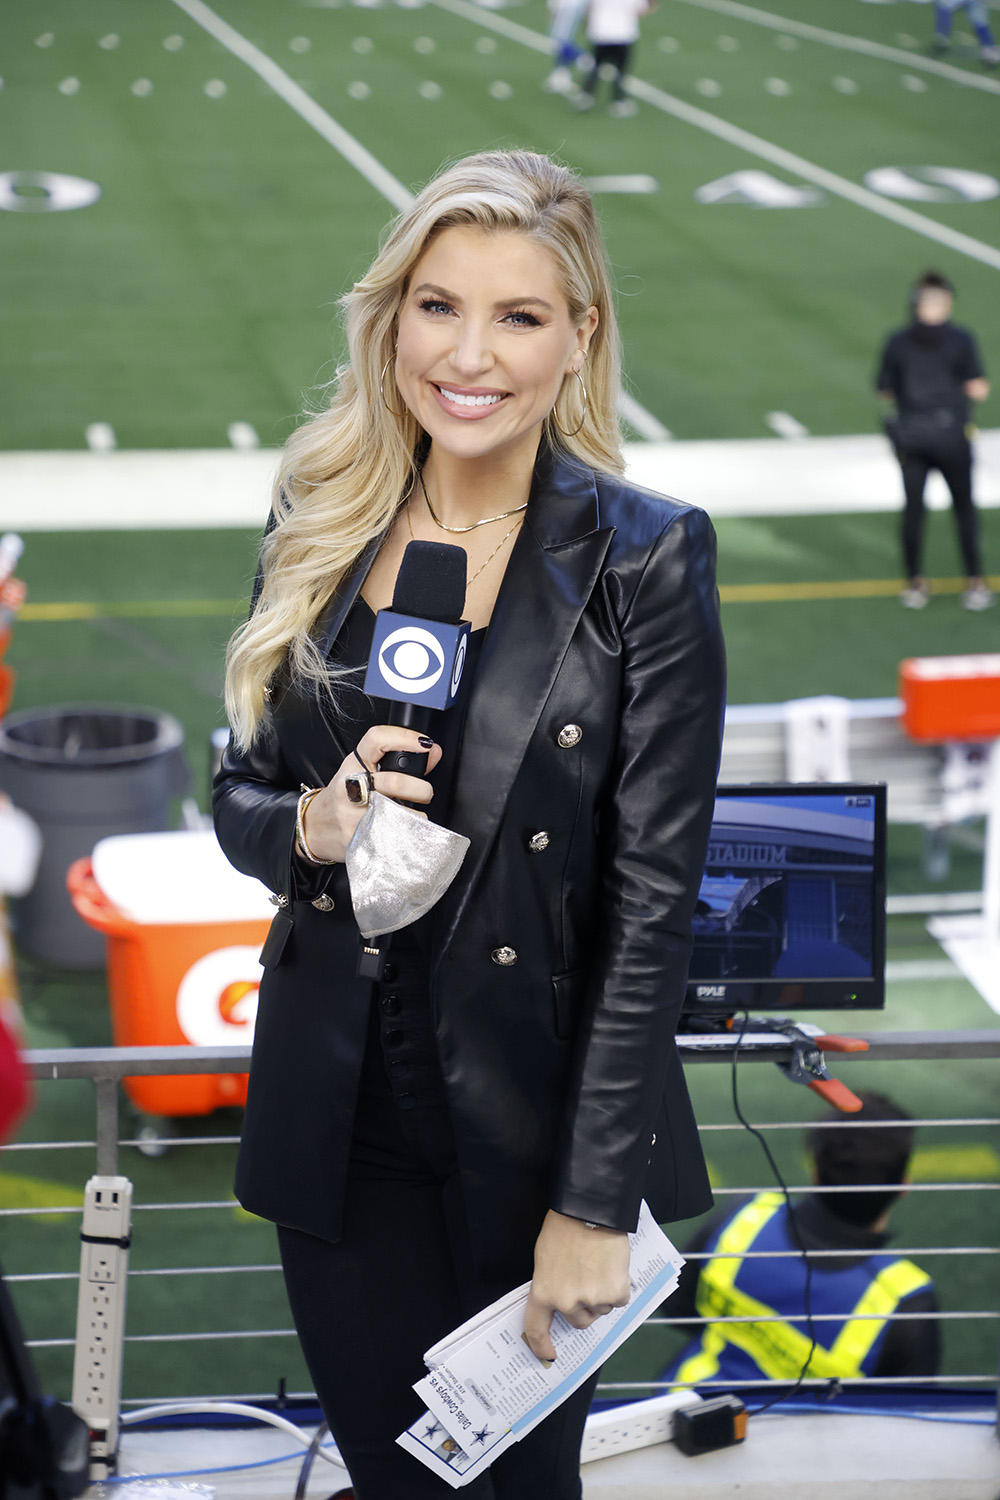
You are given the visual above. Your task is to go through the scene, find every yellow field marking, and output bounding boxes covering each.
[232,1200,266,1224]
[20,599,244,622]
[720,574,1000,605]
[0,1170,85,1218]
[909,1145,1000,1182]
[14,573,1000,620]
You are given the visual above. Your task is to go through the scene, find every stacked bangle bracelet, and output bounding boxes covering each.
[295,788,336,865]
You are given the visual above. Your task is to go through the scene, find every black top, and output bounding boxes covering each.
[876,321,985,421]
[662,1192,940,1378]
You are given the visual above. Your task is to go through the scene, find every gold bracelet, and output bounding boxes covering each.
[295,788,336,865]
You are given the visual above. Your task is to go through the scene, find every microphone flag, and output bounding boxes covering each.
[364,610,471,712]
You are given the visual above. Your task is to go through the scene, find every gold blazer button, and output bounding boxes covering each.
[311,894,335,912]
[491,946,518,966]
[557,724,583,748]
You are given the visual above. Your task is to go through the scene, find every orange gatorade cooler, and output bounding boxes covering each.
[899,653,1000,742]
[68,830,274,1118]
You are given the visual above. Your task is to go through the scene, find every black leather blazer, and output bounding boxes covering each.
[214,444,726,1281]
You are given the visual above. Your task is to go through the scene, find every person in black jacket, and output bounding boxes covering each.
[213,150,725,1499]
[660,1092,939,1390]
[876,270,993,612]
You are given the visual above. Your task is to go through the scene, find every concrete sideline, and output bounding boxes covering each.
[3,431,999,531]
[92,1407,999,1498]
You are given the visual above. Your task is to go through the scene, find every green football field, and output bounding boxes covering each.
[2,0,999,1412]
[2,0,999,446]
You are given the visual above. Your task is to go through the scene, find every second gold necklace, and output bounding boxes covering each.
[406,503,522,588]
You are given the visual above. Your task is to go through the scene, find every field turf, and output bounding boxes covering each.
[2,0,999,446]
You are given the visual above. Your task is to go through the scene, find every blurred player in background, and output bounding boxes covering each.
[544,0,588,94]
[876,271,993,612]
[574,0,654,117]
[931,0,1000,66]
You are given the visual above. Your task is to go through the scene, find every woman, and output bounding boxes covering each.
[214,149,725,1498]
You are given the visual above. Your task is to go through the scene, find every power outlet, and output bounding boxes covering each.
[581,1391,703,1463]
[71,1174,132,1478]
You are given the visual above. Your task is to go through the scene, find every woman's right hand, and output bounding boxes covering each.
[298,725,442,865]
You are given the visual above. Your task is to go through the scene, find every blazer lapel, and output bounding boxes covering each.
[316,532,383,657]
[434,448,615,956]
[282,532,384,784]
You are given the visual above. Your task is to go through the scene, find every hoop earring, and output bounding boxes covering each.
[380,354,407,418]
[552,368,588,439]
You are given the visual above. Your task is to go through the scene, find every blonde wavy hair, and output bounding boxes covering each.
[225,148,624,747]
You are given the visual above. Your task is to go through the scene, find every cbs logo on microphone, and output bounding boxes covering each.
[365,611,471,710]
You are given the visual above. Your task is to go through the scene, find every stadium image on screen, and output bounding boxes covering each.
[686,783,887,1013]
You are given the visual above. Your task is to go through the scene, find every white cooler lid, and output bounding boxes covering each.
[91,830,277,926]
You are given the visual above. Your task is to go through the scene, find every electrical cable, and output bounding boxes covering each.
[120,1399,344,1464]
[97,1448,338,1484]
[751,1401,995,1427]
[105,1399,346,1485]
[730,1011,829,1418]
[294,1419,330,1499]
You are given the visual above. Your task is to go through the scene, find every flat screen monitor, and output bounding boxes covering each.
[683,783,886,1015]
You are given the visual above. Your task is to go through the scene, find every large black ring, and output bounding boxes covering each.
[344,773,370,807]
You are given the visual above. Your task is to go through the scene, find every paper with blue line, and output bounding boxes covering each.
[396,1202,683,1487]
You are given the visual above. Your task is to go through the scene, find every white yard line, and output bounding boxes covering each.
[430,0,553,53]
[766,411,809,440]
[672,0,1000,98]
[173,0,668,438]
[887,893,982,916]
[625,71,1000,273]
[618,391,672,441]
[885,959,961,982]
[5,430,998,529]
[584,175,659,194]
[431,0,554,55]
[169,0,414,211]
[431,0,1000,274]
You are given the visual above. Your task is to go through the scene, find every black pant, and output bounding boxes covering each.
[277,960,598,1500]
[583,42,632,101]
[898,438,982,579]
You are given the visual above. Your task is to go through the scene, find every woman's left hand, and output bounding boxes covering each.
[523,1210,631,1364]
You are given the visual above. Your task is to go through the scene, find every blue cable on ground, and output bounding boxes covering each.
[97,1443,342,1483]
[756,1401,994,1427]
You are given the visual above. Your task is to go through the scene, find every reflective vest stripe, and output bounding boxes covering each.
[829,1258,932,1371]
[674,1193,932,1387]
[674,1192,786,1388]
[706,1191,786,1286]
[672,1325,726,1387]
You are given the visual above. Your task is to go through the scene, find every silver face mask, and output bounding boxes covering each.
[345,791,470,940]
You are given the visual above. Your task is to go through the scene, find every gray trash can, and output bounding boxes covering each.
[0,704,188,967]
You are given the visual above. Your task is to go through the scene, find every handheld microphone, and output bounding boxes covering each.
[364,540,470,778]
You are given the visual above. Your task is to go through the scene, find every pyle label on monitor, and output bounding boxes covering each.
[696,985,728,998]
[364,610,471,711]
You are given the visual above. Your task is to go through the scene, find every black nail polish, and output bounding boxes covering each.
[418,736,435,748]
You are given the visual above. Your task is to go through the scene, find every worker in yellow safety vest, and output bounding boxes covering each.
[661,1092,939,1388]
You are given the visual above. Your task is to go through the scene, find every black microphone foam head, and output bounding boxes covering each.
[392,540,467,623]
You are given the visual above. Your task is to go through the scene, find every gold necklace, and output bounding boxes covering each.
[466,517,523,587]
[418,469,528,533]
[406,503,522,588]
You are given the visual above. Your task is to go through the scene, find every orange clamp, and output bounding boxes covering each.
[808,1076,864,1113]
[813,1034,869,1054]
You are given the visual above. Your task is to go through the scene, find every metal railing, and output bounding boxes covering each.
[5,1034,998,1413]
